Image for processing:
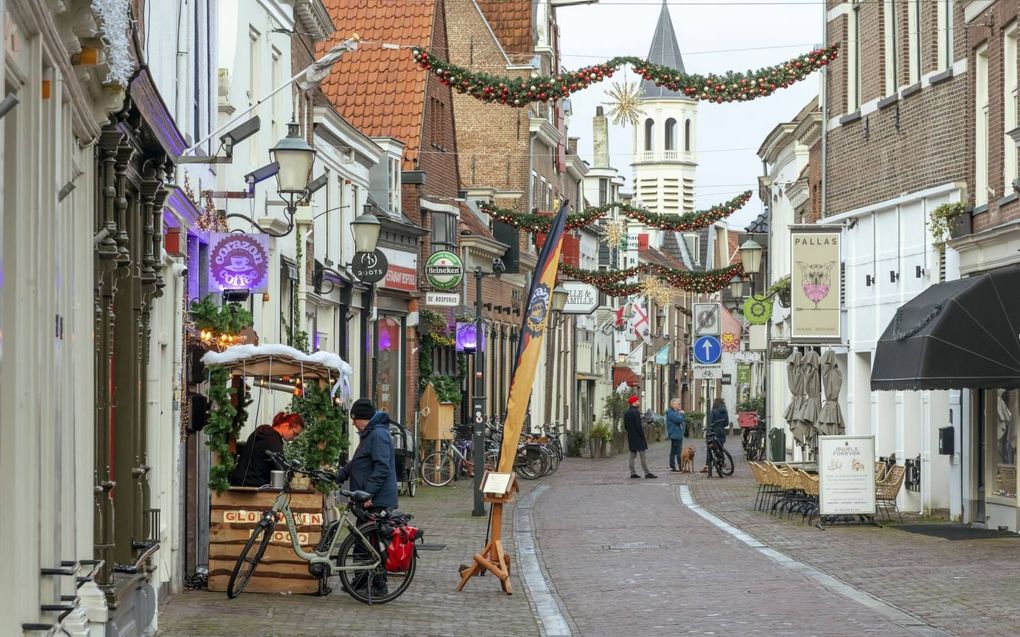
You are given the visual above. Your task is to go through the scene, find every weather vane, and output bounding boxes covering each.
[602,81,645,127]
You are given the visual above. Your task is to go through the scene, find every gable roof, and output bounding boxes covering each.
[319,0,437,168]
[474,0,533,59]
[641,1,687,100]
[643,246,687,271]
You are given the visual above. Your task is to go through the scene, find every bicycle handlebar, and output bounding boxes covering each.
[263,450,371,501]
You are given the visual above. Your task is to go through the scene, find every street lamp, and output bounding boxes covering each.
[728,274,744,300]
[271,122,317,200]
[551,285,569,314]
[739,239,763,296]
[351,209,382,254]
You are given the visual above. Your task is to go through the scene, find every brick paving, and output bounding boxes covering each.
[531,443,922,637]
[156,478,542,637]
[159,439,1020,636]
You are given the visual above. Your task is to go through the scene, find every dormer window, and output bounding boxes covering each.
[389,157,400,216]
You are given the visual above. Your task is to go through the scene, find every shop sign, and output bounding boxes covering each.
[819,435,877,516]
[561,281,598,314]
[208,233,269,293]
[790,226,841,341]
[351,249,388,284]
[383,264,417,292]
[654,344,670,365]
[425,250,463,290]
[769,339,792,360]
[737,363,751,384]
[426,292,460,307]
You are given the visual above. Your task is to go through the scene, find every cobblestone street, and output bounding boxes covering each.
[158,440,1020,636]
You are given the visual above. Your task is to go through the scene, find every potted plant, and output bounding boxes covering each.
[929,202,971,245]
[768,276,791,308]
[687,411,705,438]
[567,430,587,457]
[590,422,612,458]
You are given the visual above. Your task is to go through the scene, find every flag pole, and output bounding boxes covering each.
[457,201,570,595]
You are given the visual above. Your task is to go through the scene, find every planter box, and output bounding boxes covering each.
[949,212,973,239]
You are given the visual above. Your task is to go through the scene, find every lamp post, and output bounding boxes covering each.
[471,267,488,517]
[739,239,764,295]
[351,210,382,254]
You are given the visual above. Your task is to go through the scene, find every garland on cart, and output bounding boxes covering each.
[560,263,745,296]
[479,191,751,234]
[411,45,838,107]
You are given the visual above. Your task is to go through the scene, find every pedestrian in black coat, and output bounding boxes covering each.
[624,395,656,479]
[702,397,730,476]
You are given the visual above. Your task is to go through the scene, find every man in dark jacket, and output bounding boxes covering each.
[337,398,398,511]
[230,412,304,487]
[624,395,657,479]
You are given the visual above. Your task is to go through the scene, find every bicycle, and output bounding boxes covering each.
[742,419,767,461]
[227,451,419,604]
[705,436,735,478]
[419,429,498,487]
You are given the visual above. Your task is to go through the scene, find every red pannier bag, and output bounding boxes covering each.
[385,523,419,572]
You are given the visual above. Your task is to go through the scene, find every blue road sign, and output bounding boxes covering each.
[693,335,722,365]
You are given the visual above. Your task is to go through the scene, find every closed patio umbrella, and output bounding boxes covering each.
[816,349,845,436]
[783,349,808,442]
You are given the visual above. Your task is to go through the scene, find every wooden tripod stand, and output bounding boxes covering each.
[456,472,518,594]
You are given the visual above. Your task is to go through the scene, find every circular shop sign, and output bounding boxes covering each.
[351,249,388,284]
[743,296,774,325]
[424,250,464,290]
[209,233,269,291]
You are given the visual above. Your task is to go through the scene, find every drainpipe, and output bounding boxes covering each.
[820,13,828,218]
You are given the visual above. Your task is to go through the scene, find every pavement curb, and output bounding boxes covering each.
[514,484,576,637]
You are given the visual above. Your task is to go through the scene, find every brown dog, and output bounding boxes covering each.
[680,446,696,473]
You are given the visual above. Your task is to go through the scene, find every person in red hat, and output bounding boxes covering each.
[624,394,656,479]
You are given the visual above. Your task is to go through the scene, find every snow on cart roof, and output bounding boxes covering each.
[201,344,352,380]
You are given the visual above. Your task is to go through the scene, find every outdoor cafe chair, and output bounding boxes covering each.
[875,464,905,522]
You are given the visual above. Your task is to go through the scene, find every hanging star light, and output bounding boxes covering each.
[642,276,671,306]
[602,81,644,127]
[603,220,626,249]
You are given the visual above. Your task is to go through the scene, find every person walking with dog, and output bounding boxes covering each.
[701,397,730,476]
[624,395,657,479]
[666,398,686,472]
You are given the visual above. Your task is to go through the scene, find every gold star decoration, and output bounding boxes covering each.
[602,220,626,248]
[641,276,670,307]
[602,81,645,127]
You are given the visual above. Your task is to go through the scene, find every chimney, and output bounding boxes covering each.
[593,105,609,168]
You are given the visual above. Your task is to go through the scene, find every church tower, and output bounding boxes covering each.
[632,1,697,216]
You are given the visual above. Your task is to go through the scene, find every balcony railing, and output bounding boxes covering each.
[637,150,685,162]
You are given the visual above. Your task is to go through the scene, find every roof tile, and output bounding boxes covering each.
[319,0,437,169]
[475,0,532,57]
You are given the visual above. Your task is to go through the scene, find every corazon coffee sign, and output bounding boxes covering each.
[425,250,464,290]
[208,233,269,293]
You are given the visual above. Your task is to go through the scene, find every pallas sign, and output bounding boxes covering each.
[790,226,841,341]
[208,233,269,293]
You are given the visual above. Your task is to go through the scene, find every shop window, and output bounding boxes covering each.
[986,389,1018,500]
[374,315,404,419]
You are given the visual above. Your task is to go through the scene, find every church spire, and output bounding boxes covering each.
[641,0,686,99]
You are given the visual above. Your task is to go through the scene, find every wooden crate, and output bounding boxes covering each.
[207,488,323,594]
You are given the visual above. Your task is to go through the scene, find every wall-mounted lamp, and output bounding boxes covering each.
[889,270,899,283]
[866,274,874,287]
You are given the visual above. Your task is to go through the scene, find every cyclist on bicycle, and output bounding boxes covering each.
[702,397,730,476]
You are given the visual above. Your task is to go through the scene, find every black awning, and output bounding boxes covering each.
[871,267,1020,391]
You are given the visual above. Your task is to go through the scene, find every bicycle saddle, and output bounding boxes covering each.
[348,490,372,503]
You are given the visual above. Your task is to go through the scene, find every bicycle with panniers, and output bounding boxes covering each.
[226,450,422,604]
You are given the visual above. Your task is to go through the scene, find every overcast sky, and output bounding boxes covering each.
[557,0,823,230]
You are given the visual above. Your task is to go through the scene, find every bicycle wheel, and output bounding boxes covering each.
[227,516,275,598]
[720,447,735,476]
[542,446,560,476]
[516,446,549,480]
[337,522,416,605]
[419,452,455,487]
[406,478,417,497]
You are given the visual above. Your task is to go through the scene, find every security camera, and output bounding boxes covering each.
[220,116,260,157]
[492,257,506,274]
[171,263,188,278]
[244,161,280,190]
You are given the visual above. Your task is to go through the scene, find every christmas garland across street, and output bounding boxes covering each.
[411,45,838,107]
[560,263,745,296]
[479,190,752,234]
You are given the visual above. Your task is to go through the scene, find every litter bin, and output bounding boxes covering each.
[768,427,786,461]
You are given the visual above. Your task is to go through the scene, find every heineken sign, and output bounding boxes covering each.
[425,250,464,290]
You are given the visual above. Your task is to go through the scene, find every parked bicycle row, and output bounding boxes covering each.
[418,417,564,487]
